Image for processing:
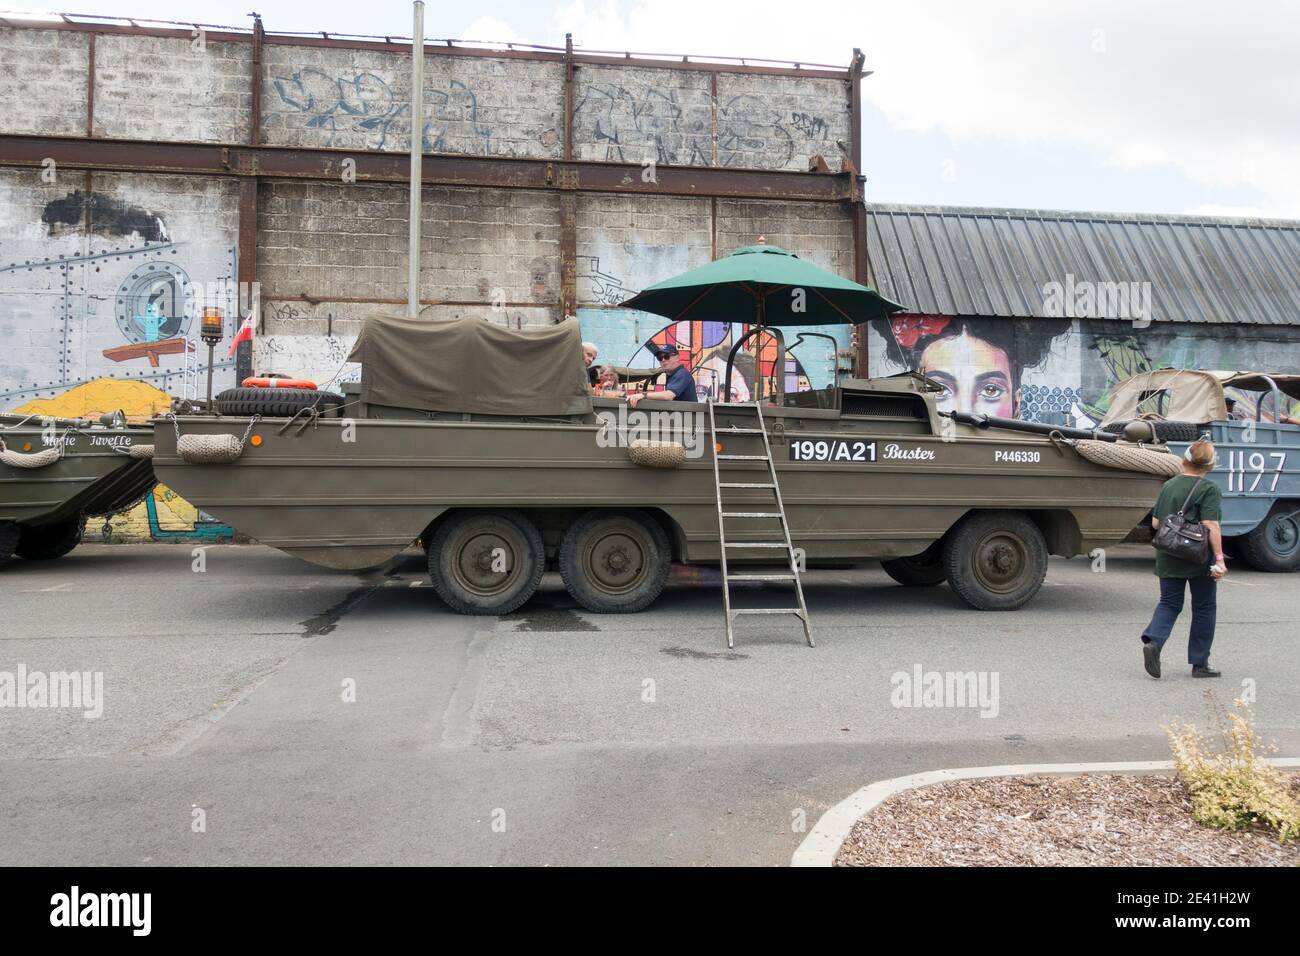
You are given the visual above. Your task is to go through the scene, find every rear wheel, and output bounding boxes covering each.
[428,510,545,615]
[16,517,85,560]
[942,511,1048,610]
[560,510,671,612]
[880,541,947,587]
[0,522,18,566]
[1237,504,1300,572]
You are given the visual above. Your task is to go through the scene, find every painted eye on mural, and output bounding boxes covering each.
[980,381,1008,400]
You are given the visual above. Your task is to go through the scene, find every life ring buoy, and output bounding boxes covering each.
[241,376,318,389]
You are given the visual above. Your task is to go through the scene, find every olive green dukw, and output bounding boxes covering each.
[1,413,156,566]
[152,313,1178,616]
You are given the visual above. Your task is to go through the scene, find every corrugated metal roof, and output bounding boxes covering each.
[865,204,1300,325]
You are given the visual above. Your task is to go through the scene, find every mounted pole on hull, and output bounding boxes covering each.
[407,1,425,317]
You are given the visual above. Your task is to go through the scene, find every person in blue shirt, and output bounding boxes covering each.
[628,344,698,406]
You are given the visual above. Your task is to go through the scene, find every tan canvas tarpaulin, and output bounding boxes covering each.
[347,313,593,416]
[1100,369,1300,426]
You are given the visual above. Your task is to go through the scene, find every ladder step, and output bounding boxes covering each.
[718,427,764,434]
[729,573,797,581]
[719,482,775,489]
[724,542,787,549]
[717,454,768,460]
[722,512,781,518]
[731,608,804,616]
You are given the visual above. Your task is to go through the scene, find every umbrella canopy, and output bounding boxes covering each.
[618,241,906,326]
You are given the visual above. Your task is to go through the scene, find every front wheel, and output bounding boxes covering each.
[16,517,85,561]
[880,541,947,587]
[428,510,545,615]
[942,511,1048,610]
[559,510,671,613]
[1236,504,1300,572]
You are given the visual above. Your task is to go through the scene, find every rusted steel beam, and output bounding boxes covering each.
[559,34,577,322]
[85,32,95,136]
[0,135,854,202]
[847,48,870,377]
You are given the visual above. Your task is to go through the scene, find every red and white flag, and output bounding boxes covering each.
[228,316,255,357]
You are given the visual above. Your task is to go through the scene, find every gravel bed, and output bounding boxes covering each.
[835,773,1300,867]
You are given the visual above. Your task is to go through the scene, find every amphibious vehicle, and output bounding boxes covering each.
[152,313,1179,615]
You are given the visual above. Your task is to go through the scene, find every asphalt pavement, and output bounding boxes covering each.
[1,543,1296,865]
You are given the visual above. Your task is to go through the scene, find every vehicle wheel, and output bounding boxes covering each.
[559,509,671,613]
[0,522,19,566]
[428,510,545,615]
[880,541,947,586]
[214,387,343,419]
[942,511,1048,610]
[16,517,85,560]
[1101,419,1201,443]
[1236,504,1300,572]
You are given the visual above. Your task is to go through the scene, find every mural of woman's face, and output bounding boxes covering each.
[919,330,1016,418]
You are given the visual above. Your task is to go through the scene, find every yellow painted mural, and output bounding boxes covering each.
[11,378,232,542]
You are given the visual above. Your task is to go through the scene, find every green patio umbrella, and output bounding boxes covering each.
[618,239,906,326]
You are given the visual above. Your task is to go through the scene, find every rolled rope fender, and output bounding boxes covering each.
[0,444,61,468]
[128,444,155,459]
[628,438,686,468]
[1074,439,1182,477]
[177,433,244,464]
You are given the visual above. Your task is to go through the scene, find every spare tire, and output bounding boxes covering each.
[1101,419,1202,443]
[214,387,343,418]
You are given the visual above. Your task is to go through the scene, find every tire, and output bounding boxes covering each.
[214,387,343,419]
[942,511,1048,611]
[559,509,672,613]
[0,522,19,566]
[428,510,545,615]
[16,516,85,561]
[1101,419,1201,443]
[1236,504,1300,572]
[880,541,947,587]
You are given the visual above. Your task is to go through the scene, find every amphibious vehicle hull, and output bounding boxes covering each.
[1,414,156,565]
[153,388,1167,613]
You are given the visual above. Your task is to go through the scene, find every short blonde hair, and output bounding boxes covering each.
[1186,438,1215,472]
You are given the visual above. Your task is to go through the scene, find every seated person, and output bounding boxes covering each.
[628,345,698,406]
[595,364,620,393]
[583,341,601,387]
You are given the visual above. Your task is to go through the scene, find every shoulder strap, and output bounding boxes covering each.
[1176,477,1205,516]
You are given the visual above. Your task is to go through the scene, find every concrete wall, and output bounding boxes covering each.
[0,24,856,540]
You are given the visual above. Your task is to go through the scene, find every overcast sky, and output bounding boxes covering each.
[7,0,1297,219]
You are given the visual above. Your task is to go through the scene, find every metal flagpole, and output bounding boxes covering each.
[408,1,425,317]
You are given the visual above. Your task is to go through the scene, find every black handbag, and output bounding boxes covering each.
[1152,477,1210,565]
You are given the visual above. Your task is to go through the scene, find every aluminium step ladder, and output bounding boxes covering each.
[706,398,814,649]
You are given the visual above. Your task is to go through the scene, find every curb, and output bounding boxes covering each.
[792,756,1300,867]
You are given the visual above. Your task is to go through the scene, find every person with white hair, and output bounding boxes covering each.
[582,341,600,387]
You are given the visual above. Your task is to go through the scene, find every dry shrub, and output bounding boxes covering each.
[1165,693,1300,843]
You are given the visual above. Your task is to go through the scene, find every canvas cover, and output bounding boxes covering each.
[1100,369,1300,426]
[347,314,593,416]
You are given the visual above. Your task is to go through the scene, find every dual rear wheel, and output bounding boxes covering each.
[427,509,671,615]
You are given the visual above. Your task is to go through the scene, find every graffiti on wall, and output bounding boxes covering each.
[572,84,828,169]
[867,315,1300,425]
[1,188,239,541]
[267,69,496,154]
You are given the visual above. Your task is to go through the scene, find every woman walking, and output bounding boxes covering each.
[1142,438,1226,679]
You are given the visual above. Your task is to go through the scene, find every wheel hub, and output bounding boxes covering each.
[975,533,1027,592]
[588,531,646,592]
[454,531,516,595]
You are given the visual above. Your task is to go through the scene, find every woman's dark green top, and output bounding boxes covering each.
[1152,473,1222,578]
